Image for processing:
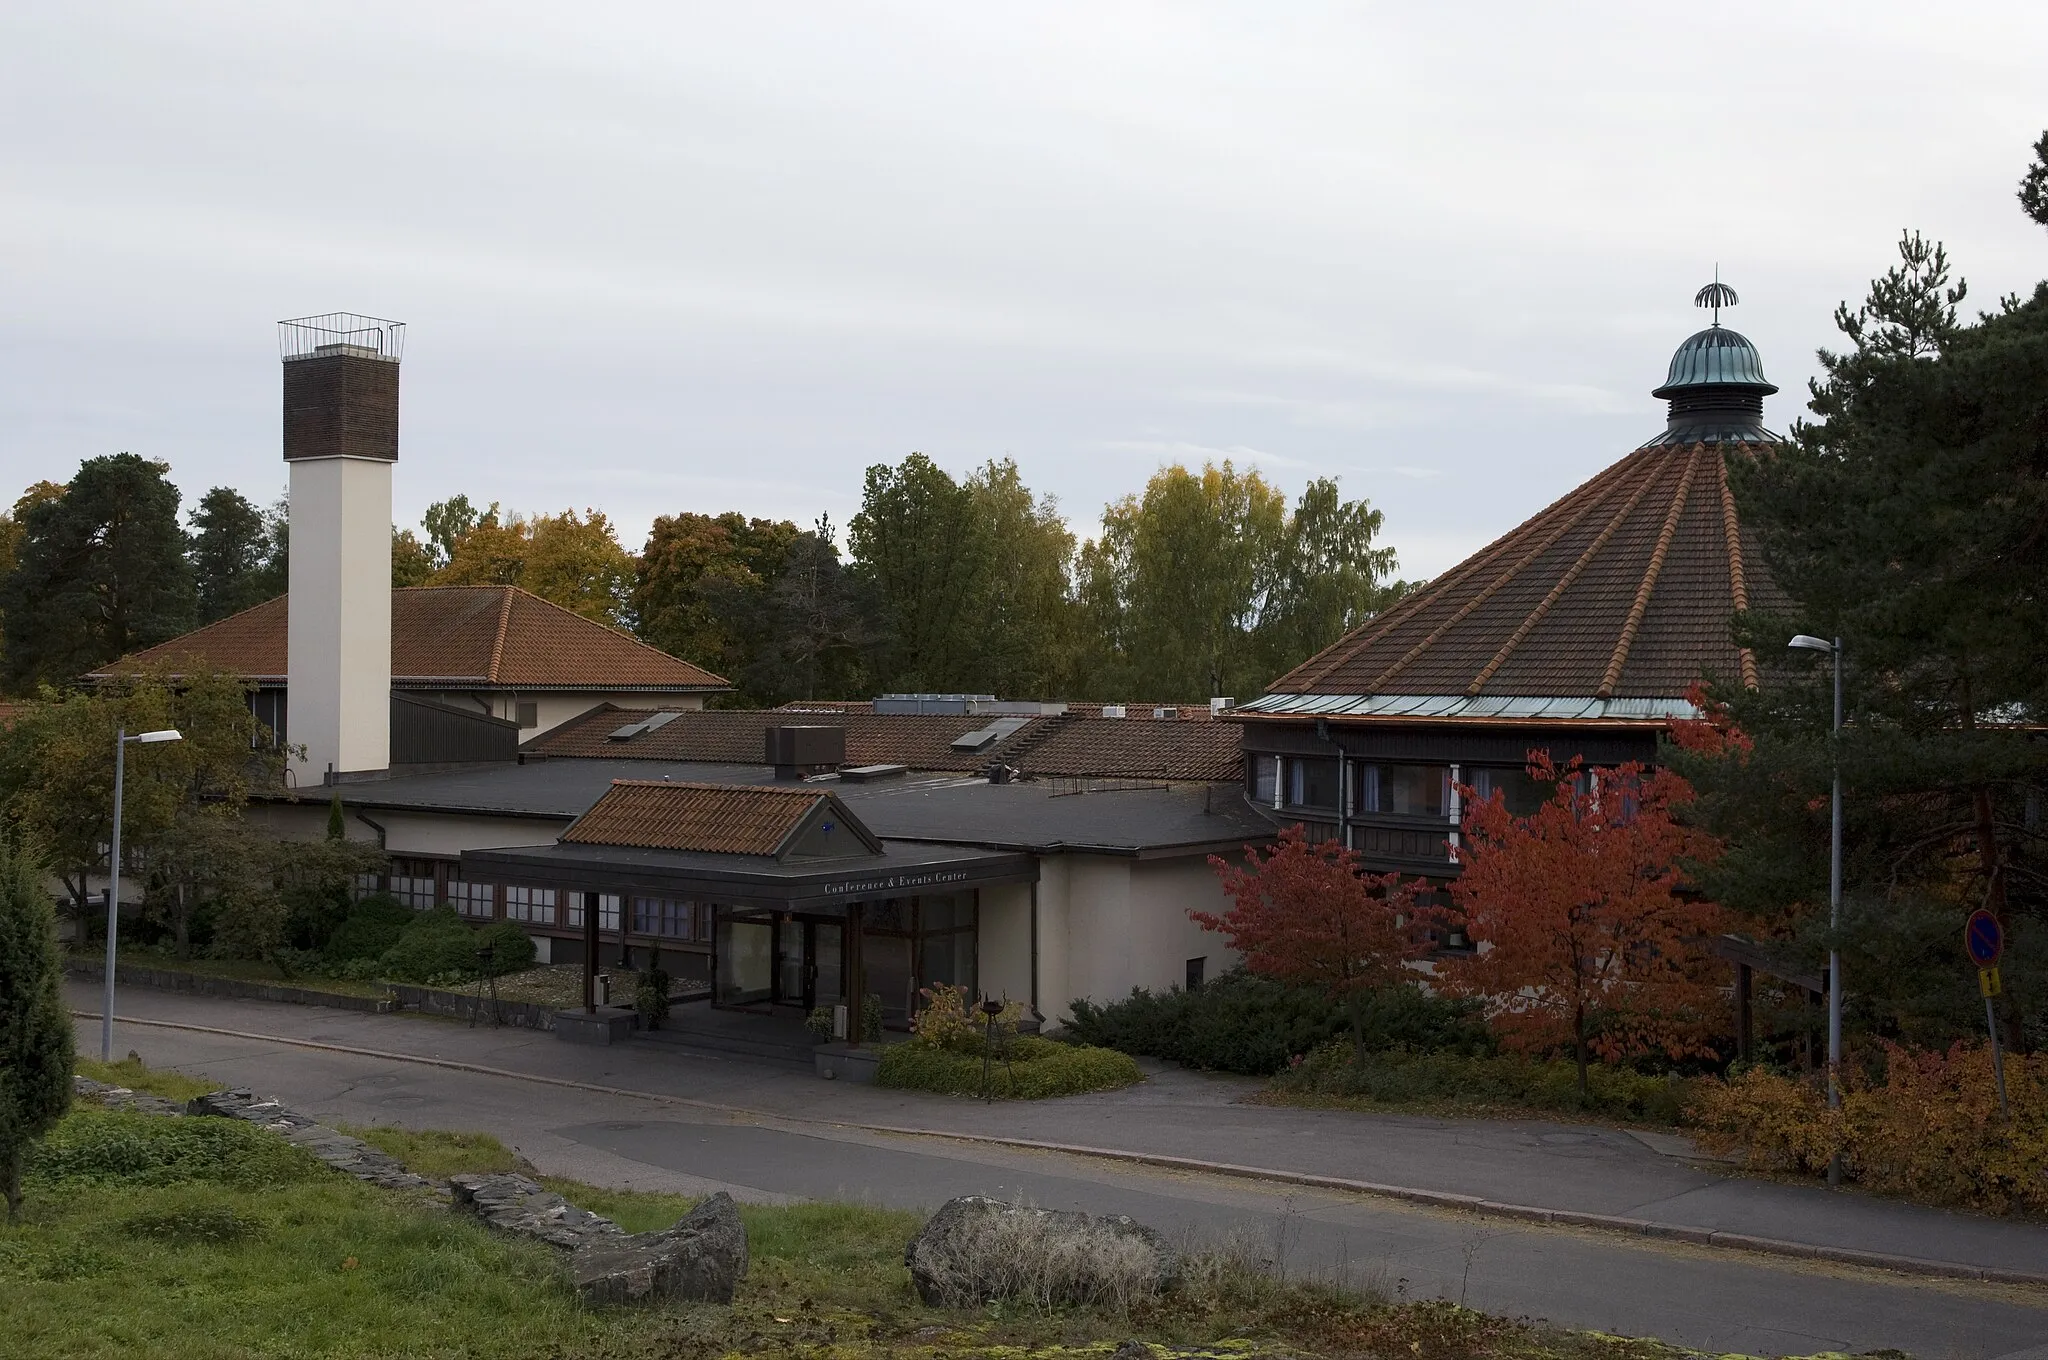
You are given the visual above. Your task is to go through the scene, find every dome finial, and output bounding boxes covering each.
[1694,265,1738,327]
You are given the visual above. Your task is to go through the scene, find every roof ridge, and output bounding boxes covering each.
[1466,453,1664,696]
[1597,444,1702,699]
[1366,450,1652,693]
[1282,449,1657,692]
[1716,448,1761,689]
[487,586,515,686]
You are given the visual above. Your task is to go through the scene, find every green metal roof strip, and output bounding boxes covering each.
[1233,693,1699,722]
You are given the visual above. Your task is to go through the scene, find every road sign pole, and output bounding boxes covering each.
[1985,992,2011,1121]
[1966,910,2010,1122]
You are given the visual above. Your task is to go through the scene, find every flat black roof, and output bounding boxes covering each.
[292,758,1275,858]
[463,838,1037,910]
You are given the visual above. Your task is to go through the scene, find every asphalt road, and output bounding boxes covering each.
[79,1007,2048,1359]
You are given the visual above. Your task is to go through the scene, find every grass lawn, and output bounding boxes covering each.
[7,1073,1752,1359]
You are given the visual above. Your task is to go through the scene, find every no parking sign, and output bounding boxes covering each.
[1966,908,2011,1118]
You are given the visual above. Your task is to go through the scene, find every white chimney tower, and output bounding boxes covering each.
[280,314,403,785]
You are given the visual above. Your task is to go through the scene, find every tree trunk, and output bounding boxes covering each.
[174,883,190,959]
[1574,1003,1590,1102]
[1346,989,1366,1064]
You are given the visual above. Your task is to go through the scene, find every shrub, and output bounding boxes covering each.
[378,906,483,983]
[1271,1042,1698,1124]
[1690,1042,2048,1214]
[25,1110,324,1190]
[635,967,671,1030]
[911,1200,1171,1310]
[1065,972,1490,1075]
[912,984,1024,1057]
[322,894,417,966]
[473,920,537,977]
[878,1038,1142,1099]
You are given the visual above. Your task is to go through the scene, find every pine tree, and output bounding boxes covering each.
[188,486,279,622]
[0,453,195,692]
[0,836,74,1224]
[1683,191,2048,1050]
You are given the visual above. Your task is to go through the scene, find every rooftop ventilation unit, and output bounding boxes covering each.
[608,711,682,741]
[1152,707,1178,719]
[766,724,846,777]
[949,716,1034,751]
[1210,697,1233,714]
[1100,705,1127,719]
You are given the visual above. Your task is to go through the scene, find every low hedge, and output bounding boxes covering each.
[877,1036,1143,1099]
[1065,972,1491,1075]
[1270,1042,1699,1124]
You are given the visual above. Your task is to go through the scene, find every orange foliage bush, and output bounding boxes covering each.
[1690,1042,2048,1214]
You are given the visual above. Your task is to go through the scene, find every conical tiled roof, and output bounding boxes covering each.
[1267,441,1785,703]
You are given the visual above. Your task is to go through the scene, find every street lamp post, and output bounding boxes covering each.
[1789,634,1843,1187]
[103,726,182,1063]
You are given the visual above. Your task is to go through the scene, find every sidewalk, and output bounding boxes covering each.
[71,980,2048,1280]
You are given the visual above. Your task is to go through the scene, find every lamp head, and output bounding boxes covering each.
[132,729,183,744]
[1787,635,1834,654]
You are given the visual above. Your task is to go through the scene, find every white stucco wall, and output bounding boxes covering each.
[976,882,1034,1009]
[1127,855,1243,994]
[288,456,393,781]
[1027,850,1244,1027]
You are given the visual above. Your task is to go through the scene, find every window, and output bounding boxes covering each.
[1468,767,1552,817]
[1251,754,1279,807]
[446,878,497,920]
[353,872,382,900]
[388,858,442,910]
[515,701,539,729]
[1284,757,1339,811]
[915,893,977,999]
[504,885,556,924]
[1353,763,1449,818]
[1185,956,1206,991]
[633,897,710,941]
[565,893,622,932]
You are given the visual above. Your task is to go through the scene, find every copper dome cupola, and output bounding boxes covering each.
[1641,280,1781,449]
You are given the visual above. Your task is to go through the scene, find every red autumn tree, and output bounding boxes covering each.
[1198,826,1432,1055]
[1436,752,1726,1097]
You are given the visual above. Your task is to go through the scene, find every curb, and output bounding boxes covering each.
[73,1009,2048,1291]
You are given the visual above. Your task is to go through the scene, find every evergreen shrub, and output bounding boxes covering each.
[377,906,482,984]
[1272,1042,1697,1124]
[634,967,671,1030]
[1064,971,1490,1075]
[321,894,417,966]
[473,921,537,977]
[877,1035,1142,1099]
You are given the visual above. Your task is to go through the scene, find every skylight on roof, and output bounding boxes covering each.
[607,711,683,741]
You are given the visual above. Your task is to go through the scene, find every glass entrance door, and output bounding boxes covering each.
[810,923,843,1009]
[774,918,806,1006]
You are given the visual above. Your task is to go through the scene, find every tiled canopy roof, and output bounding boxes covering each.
[97,587,727,691]
[1270,441,1786,701]
[529,706,1244,782]
[561,780,879,857]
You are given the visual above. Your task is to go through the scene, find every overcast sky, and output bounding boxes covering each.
[4,3,2044,579]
